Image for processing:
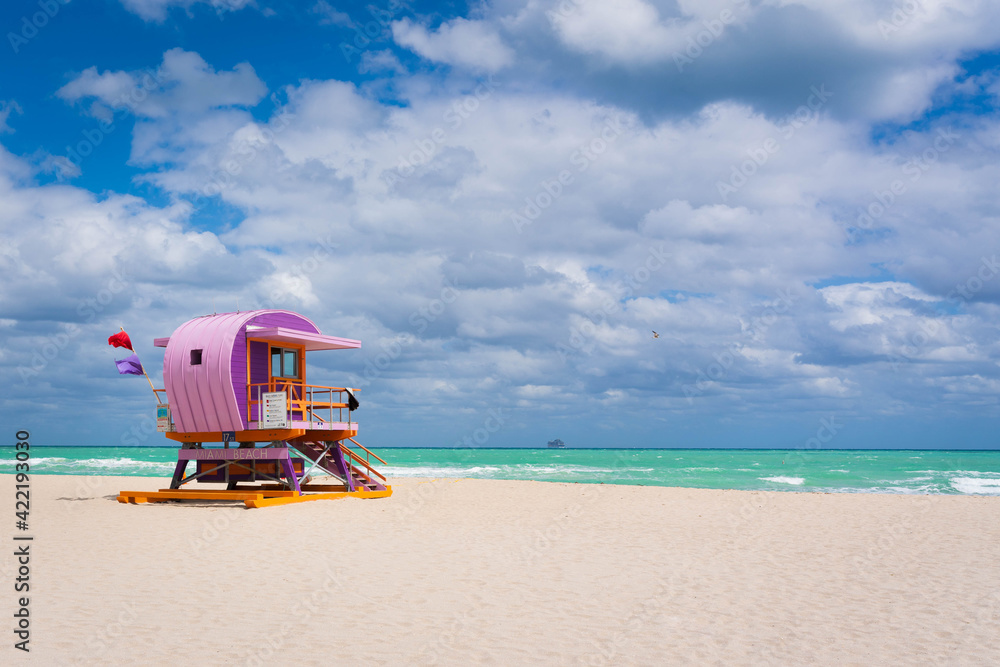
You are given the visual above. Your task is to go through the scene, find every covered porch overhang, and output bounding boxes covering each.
[153,327,362,350]
[244,326,361,350]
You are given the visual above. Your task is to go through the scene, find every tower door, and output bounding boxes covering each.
[269,343,305,421]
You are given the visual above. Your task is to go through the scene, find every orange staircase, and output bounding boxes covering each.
[292,439,389,492]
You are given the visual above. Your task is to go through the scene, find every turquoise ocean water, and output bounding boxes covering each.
[4,447,1000,495]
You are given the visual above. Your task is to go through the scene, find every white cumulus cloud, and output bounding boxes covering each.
[393,17,515,72]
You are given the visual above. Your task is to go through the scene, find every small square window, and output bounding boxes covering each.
[190,349,203,365]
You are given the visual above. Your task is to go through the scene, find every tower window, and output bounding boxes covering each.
[190,349,203,365]
[270,347,299,378]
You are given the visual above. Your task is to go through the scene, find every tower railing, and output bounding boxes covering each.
[247,382,357,426]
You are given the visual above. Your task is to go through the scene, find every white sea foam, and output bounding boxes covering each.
[951,477,1000,495]
[382,465,504,478]
[382,466,468,478]
[14,449,1000,496]
[380,464,622,479]
[810,486,933,495]
[873,485,940,495]
[759,476,805,485]
[523,465,617,474]
[73,458,172,470]
[33,457,174,474]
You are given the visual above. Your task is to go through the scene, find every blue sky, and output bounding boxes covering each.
[2,0,1000,448]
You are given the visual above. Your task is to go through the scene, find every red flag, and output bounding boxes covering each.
[108,330,133,351]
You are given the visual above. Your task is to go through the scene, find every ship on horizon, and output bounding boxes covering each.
[547,439,566,448]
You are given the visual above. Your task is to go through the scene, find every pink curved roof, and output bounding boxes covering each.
[161,310,321,433]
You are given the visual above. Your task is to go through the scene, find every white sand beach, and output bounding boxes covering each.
[4,475,1000,665]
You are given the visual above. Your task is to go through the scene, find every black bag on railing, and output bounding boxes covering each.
[346,389,359,412]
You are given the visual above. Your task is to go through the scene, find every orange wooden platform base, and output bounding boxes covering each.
[117,485,392,508]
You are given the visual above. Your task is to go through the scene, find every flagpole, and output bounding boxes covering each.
[121,326,162,405]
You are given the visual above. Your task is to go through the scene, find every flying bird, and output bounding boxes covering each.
[652,331,660,338]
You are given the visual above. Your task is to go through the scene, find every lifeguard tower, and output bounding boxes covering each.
[117,310,391,508]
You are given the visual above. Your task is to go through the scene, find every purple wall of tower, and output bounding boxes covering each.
[162,310,321,433]
[230,311,318,428]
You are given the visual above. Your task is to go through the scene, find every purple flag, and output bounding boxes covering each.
[115,353,144,376]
